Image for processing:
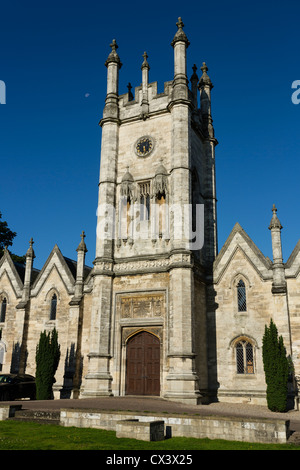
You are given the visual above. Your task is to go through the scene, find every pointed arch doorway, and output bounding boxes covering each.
[125,331,160,396]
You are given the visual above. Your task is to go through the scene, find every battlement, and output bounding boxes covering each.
[118,81,173,121]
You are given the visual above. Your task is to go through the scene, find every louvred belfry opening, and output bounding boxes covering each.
[125,331,160,396]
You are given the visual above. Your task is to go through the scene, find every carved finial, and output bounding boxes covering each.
[141,51,150,70]
[77,231,88,253]
[127,83,134,102]
[111,39,118,51]
[171,17,190,47]
[3,246,8,253]
[176,17,184,30]
[122,166,134,183]
[191,64,198,81]
[201,62,208,74]
[155,158,168,176]
[269,204,282,230]
[105,39,122,68]
[198,62,213,89]
[26,237,35,258]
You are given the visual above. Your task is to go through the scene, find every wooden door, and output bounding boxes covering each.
[125,331,160,396]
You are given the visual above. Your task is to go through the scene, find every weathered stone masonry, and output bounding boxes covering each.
[0,19,300,406]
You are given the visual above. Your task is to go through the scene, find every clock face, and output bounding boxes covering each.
[136,137,153,157]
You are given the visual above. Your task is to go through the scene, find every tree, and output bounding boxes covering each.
[0,212,26,264]
[262,319,289,412]
[0,211,16,251]
[35,329,60,400]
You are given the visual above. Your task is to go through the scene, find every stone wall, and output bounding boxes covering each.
[60,408,290,444]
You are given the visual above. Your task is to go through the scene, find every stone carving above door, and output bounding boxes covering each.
[117,292,165,319]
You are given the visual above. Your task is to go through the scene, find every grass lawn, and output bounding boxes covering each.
[0,420,298,450]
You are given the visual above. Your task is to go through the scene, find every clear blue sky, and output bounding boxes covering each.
[1,0,299,269]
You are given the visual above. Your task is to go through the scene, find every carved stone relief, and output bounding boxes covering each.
[117,292,165,319]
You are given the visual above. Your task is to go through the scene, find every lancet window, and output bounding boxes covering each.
[50,294,57,321]
[139,181,151,221]
[236,340,254,374]
[0,298,7,323]
[237,279,247,312]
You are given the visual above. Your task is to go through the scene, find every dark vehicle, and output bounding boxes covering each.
[0,374,36,401]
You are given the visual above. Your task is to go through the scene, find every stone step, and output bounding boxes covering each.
[11,409,60,425]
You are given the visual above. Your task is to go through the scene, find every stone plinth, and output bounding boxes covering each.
[116,419,164,441]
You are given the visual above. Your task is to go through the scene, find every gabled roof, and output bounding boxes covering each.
[213,222,273,284]
[284,239,300,278]
[30,244,77,296]
[63,256,92,282]
[0,242,93,299]
[0,250,24,298]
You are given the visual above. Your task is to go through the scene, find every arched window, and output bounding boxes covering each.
[0,298,7,323]
[139,181,151,221]
[50,294,57,320]
[237,279,247,312]
[157,191,166,236]
[236,340,254,374]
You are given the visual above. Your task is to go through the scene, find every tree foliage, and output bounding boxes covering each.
[262,319,289,412]
[0,212,26,264]
[0,211,16,251]
[35,329,60,400]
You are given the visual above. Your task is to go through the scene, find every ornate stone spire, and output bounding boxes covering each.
[105,39,122,68]
[18,237,35,308]
[153,159,168,197]
[155,158,168,176]
[141,51,150,70]
[198,62,214,137]
[141,52,150,119]
[269,204,282,230]
[122,166,134,182]
[198,62,213,89]
[191,64,198,81]
[171,17,190,47]
[77,231,88,253]
[102,39,122,123]
[121,166,134,200]
[190,64,199,109]
[268,204,286,294]
[72,231,88,303]
[170,17,189,102]
[127,83,134,101]
[26,237,35,259]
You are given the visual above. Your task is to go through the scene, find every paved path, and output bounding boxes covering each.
[7,396,300,431]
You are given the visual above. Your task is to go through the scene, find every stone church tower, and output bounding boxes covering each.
[3,18,299,407]
[81,18,218,404]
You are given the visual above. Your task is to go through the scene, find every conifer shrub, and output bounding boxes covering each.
[35,328,60,400]
[262,319,289,412]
